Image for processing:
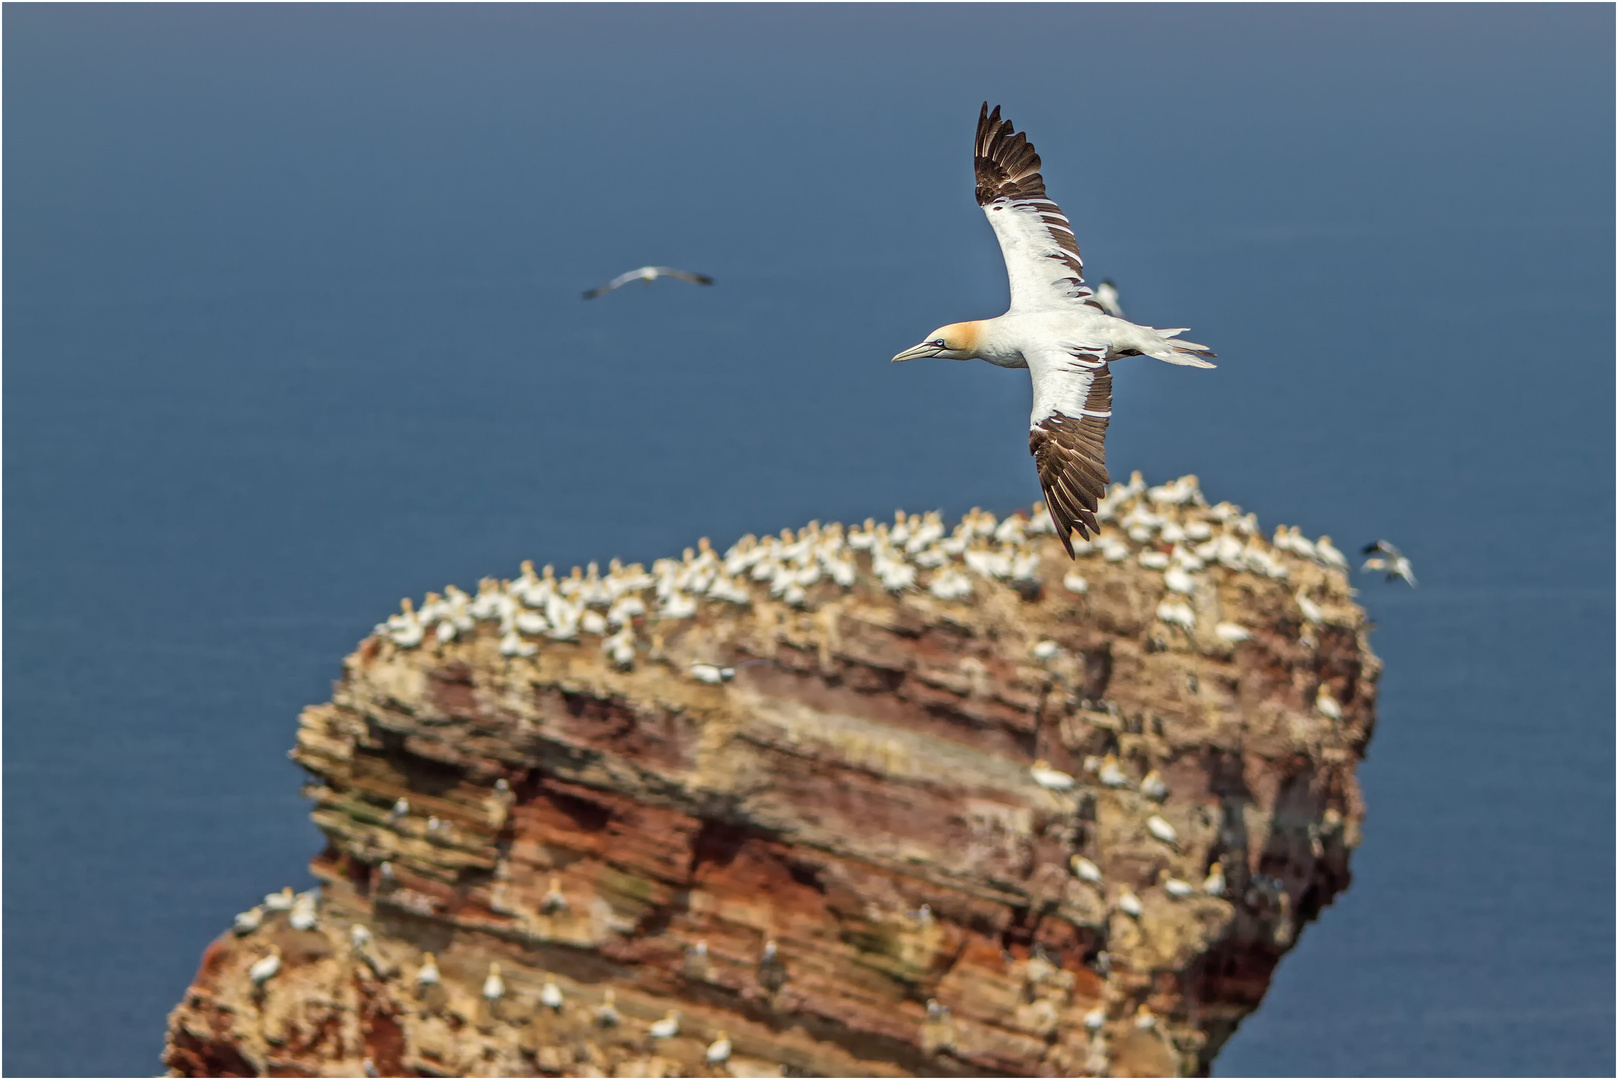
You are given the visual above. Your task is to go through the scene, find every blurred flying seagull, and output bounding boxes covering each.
[582,265,714,300]
[893,104,1216,557]
[1361,541,1417,586]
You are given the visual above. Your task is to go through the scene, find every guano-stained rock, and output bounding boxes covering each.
[164,477,1379,1078]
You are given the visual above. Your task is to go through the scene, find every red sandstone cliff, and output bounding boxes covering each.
[163,475,1378,1078]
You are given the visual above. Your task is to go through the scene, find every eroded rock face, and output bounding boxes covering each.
[163,477,1379,1078]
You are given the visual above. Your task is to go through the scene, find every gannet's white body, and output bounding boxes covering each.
[894,104,1216,556]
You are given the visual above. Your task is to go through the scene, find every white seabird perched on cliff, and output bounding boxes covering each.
[1362,541,1417,586]
[1069,855,1103,884]
[648,1009,681,1039]
[234,906,264,936]
[482,962,505,1001]
[582,265,714,300]
[1146,815,1180,847]
[540,875,569,915]
[892,104,1216,557]
[249,946,282,987]
[1029,759,1077,791]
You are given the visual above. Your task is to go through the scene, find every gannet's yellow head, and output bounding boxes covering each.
[892,321,984,362]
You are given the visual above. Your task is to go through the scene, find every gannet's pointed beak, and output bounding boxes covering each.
[891,342,938,363]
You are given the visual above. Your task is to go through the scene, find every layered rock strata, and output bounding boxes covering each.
[163,474,1379,1078]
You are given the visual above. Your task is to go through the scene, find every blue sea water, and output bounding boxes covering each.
[4,6,1612,1076]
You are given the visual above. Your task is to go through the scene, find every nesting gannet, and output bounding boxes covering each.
[1029,759,1077,791]
[596,989,621,1027]
[1160,870,1196,899]
[706,1031,733,1065]
[1295,589,1324,624]
[1156,599,1196,632]
[499,630,538,658]
[1097,754,1129,789]
[1315,686,1343,721]
[1139,769,1169,801]
[1361,541,1417,586]
[1062,570,1089,594]
[1116,887,1143,918]
[234,906,264,936]
[914,903,934,926]
[483,962,505,1001]
[264,886,295,911]
[926,998,950,1021]
[1069,855,1103,884]
[1133,1003,1157,1030]
[249,946,282,986]
[389,797,409,823]
[289,894,319,931]
[1202,861,1226,897]
[761,939,779,963]
[582,266,714,300]
[1147,815,1180,847]
[1213,622,1251,644]
[690,662,734,684]
[1314,535,1349,572]
[1031,639,1061,660]
[1083,1005,1106,1032]
[648,1009,681,1039]
[540,875,569,915]
[892,105,1215,556]
[416,953,440,989]
[350,924,373,950]
[540,974,564,1010]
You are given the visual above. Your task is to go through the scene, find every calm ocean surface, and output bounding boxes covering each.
[5,6,1612,1076]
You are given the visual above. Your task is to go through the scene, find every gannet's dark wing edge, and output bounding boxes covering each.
[975,103,1092,312]
[1026,345,1112,557]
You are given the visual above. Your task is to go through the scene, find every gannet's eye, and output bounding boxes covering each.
[931,339,946,347]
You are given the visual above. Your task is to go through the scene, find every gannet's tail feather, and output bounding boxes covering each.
[1144,335,1218,369]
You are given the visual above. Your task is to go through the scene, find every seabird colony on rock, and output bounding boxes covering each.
[892,104,1216,557]
[370,473,1365,691]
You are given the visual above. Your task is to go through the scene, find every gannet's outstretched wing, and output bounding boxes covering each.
[975,104,1094,313]
[583,268,648,300]
[649,267,715,287]
[1025,343,1112,555]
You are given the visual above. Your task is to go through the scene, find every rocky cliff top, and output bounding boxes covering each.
[164,473,1379,1078]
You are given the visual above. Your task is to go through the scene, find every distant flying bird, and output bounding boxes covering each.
[582,265,714,300]
[1361,541,1417,586]
[1092,279,1124,318]
[892,104,1216,556]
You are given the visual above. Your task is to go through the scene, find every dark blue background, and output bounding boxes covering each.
[6,5,1612,1075]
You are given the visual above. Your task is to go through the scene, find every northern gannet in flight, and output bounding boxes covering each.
[1361,541,1417,586]
[582,265,714,300]
[893,104,1216,556]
